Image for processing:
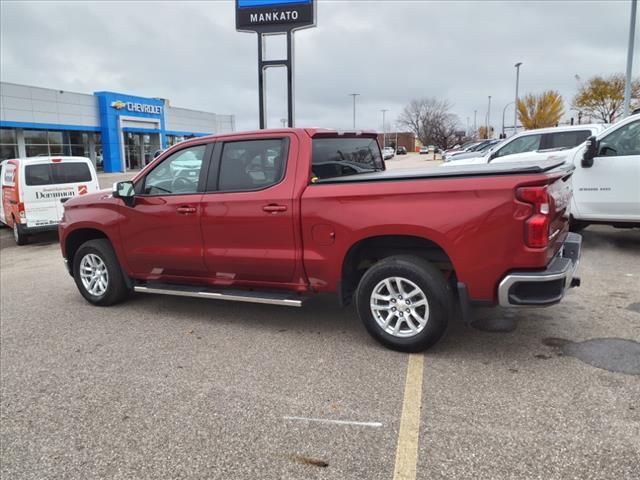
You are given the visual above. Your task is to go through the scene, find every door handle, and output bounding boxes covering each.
[177,205,197,214]
[262,204,287,213]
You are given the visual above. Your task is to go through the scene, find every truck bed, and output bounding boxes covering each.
[315,159,570,184]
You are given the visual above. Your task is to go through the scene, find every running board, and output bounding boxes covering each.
[133,284,306,307]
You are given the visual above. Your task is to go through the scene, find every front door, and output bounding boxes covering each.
[573,118,640,221]
[119,143,212,277]
[199,136,298,285]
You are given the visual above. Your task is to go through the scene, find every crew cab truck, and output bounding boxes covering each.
[59,129,581,352]
[567,113,640,229]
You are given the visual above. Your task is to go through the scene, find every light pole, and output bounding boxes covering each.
[381,109,388,147]
[502,102,514,138]
[514,62,522,136]
[486,96,492,139]
[624,0,637,117]
[473,110,477,136]
[349,93,360,128]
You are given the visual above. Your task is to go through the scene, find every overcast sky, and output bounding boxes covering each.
[1,0,637,133]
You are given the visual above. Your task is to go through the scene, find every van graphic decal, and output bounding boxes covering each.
[78,185,88,195]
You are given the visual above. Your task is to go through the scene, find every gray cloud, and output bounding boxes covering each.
[1,0,636,132]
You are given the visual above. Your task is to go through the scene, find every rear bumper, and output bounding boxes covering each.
[498,232,582,307]
[23,224,59,234]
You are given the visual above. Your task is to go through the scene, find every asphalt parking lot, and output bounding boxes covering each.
[1,163,639,479]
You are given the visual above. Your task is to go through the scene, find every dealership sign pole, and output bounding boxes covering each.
[236,0,317,129]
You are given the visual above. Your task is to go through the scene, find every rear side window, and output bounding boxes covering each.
[25,162,92,186]
[312,138,384,180]
[218,139,287,191]
[544,130,591,149]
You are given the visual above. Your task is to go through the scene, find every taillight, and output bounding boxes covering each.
[517,186,549,248]
[18,202,26,220]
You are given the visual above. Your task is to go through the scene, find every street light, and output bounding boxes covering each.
[514,62,522,136]
[486,96,492,139]
[624,0,637,116]
[502,102,515,137]
[349,93,360,129]
[381,109,388,147]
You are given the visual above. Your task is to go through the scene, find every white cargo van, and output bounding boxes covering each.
[0,156,100,245]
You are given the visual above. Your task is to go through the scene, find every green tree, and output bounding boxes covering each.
[517,90,564,129]
[572,73,640,123]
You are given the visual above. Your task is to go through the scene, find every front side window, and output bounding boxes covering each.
[312,137,384,180]
[598,120,640,157]
[544,130,591,149]
[142,145,206,195]
[493,134,542,159]
[218,139,287,191]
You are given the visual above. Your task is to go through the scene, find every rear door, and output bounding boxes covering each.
[21,160,99,228]
[199,135,298,285]
[572,119,640,221]
[1,161,17,225]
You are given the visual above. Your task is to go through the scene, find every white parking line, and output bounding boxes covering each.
[283,416,383,428]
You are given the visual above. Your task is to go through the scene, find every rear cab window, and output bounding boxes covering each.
[311,137,384,180]
[25,162,92,186]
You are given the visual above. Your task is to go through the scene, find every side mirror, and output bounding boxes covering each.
[582,136,598,168]
[112,181,136,206]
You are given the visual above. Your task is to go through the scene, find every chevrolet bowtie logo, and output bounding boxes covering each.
[110,100,126,110]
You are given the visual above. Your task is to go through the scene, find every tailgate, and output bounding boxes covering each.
[546,171,573,256]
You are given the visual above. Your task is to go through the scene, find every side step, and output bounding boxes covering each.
[133,283,306,307]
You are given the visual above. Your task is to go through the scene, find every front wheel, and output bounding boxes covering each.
[355,255,452,352]
[73,239,129,306]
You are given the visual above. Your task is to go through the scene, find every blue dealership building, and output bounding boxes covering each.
[0,82,235,172]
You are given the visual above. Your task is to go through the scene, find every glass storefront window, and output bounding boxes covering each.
[0,128,18,161]
[26,145,49,157]
[48,131,64,145]
[0,144,17,161]
[24,129,48,144]
[0,128,17,144]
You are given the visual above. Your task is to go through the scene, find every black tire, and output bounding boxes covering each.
[355,255,452,352]
[569,217,589,232]
[12,221,28,246]
[73,239,129,306]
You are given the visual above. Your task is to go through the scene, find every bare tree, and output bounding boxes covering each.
[397,98,461,149]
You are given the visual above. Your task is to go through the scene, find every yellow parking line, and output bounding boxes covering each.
[393,354,424,480]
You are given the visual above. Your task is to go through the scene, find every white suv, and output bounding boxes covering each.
[441,124,607,167]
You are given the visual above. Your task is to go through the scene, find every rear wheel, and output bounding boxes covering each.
[12,221,28,246]
[73,239,129,306]
[355,255,452,352]
[569,217,589,232]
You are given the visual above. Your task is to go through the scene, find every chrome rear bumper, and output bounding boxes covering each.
[498,232,582,307]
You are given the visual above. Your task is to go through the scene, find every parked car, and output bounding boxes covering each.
[1,156,100,245]
[440,124,607,167]
[561,113,640,229]
[443,140,502,162]
[382,147,395,160]
[396,146,407,155]
[59,129,581,352]
[419,146,430,155]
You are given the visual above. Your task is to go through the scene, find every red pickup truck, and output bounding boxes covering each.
[59,129,581,352]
